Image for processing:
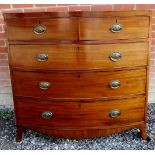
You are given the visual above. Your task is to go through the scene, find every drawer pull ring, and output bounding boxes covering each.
[109,80,120,89]
[39,81,51,90]
[109,52,122,62]
[110,23,122,33]
[34,24,46,34]
[36,53,48,62]
[109,109,121,118]
[42,111,53,119]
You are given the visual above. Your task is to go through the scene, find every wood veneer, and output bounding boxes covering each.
[3,11,152,142]
[12,69,146,99]
[79,16,149,40]
[6,18,78,41]
[15,97,145,128]
[9,42,148,70]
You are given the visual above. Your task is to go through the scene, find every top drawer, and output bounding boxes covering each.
[79,16,149,40]
[6,18,78,41]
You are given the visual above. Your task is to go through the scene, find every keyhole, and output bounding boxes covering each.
[78,103,81,108]
[77,74,81,78]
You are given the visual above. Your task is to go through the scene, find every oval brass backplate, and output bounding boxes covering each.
[39,81,51,90]
[110,23,122,33]
[42,111,53,119]
[34,24,46,34]
[109,109,121,118]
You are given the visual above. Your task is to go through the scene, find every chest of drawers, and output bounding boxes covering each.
[3,11,152,142]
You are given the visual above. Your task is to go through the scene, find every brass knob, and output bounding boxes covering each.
[36,53,48,62]
[109,80,120,89]
[109,52,122,62]
[110,23,122,33]
[34,24,46,34]
[39,81,51,90]
[109,109,121,118]
[42,111,53,119]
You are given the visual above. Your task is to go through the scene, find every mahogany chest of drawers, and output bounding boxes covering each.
[3,11,152,142]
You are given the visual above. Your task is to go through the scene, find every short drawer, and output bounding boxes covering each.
[6,18,77,41]
[12,69,146,99]
[79,16,149,40]
[9,42,148,70]
[16,97,145,128]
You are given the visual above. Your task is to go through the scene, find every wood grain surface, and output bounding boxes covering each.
[9,42,148,70]
[6,18,78,41]
[79,16,149,40]
[15,97,145,128]
[12,69,146,99]
[3,11,151,141]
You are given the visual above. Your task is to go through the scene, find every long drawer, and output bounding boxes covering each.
[9,42,148,70]
[12,69,146,99]
[6,18,78,41]
[79,16,149,40]
[16,97,145,128]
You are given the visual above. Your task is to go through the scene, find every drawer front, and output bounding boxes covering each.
[13,69,146,99]
[16,97,145,128]
[79,17,149,40]
[10,42,148,70]
[9,44,79,70]
[6,18,77,41]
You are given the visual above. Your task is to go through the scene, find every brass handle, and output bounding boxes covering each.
[109,52,122,62]
[36,53,48,62]
[109,80,120,89]
[110,23,122,33]
[39,81,51,90]
[34,24,46,34]
[42,111,53,119]
[109,109,121,118]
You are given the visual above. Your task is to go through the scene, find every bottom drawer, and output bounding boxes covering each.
[15,97,145,128]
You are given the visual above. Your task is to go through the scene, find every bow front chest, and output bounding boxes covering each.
[3,11,152,142]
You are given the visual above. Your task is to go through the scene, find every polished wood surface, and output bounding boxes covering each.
[79,16,149,40]
[6,18,78,41]
[4,11,152,141]
[26,122,146,139]
[8,38,149,45]
[9,42,148,70]
[13,69,146,99]
[3,10,152,19]
[15,97,145,128]
[10,44,79,69]
[78,43,148,69]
